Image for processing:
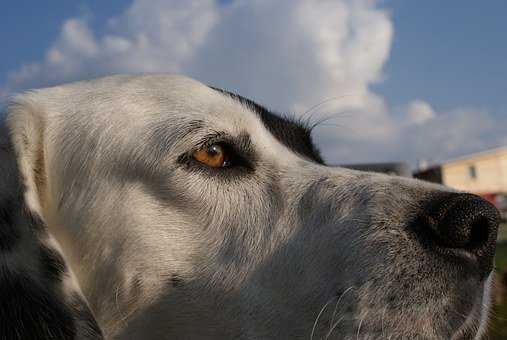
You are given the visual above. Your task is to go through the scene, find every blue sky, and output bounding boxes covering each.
[1,1,124,83]
[1,0,506,165]
[376,0,507,114]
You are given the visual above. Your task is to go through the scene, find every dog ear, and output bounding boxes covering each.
[1,101,104,339]
[7,97,46,216]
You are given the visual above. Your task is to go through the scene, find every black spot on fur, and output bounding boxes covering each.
[0,127,103,339]
[39,245,67,283]
[0,272,77,340]
[211,87,324,164]
[0,198,21,252]
[0,138,24,252]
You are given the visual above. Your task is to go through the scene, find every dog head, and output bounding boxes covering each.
[7,75,499,339]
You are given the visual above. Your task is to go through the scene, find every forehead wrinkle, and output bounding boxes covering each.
[148,118,205,152]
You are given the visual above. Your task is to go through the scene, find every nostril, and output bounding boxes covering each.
[468,216,491,250]
[425,193,499,252]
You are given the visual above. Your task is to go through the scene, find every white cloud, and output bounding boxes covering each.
[406,99,436,125]
[1,0,505,166]
[394,106,501,165]
[317,102,504,166]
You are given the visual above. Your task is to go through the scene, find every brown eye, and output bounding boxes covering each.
[193,144,229,168]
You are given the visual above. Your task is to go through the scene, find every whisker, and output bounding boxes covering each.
[299,95,359,121]
[356,317,364,340]
[324,315,347,340]
[449,308,470,320]
[114,284,129,328]
[329,286,354,333]
[380,305,388,339]
[310,296,337,340]
[306,112,350,132]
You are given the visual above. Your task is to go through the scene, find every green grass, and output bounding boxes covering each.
[496,241,507,270]
[497,223,507,243]
[489,224,507,339]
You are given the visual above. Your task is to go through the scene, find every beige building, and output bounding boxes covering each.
[441,146,507,194]
[414,146,507,218]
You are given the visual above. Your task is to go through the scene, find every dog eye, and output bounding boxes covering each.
[193,144,230,168]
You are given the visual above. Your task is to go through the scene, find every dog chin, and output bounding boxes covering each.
[451,272,493,340]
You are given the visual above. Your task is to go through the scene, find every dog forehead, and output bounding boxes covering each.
[51,74,263,126]
[85,76,301,145]
[121,75,287,151]
[15,74,322,164]
[14,74,254,134]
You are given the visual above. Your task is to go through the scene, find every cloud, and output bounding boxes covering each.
[406,99,436,125]
[2,0,219,92]
[395,105,501,165]
[317,100,505,166]
[3,0,392,111]
[1,0,505,166]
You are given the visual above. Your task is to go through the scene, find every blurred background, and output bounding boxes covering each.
[1,0,506,337]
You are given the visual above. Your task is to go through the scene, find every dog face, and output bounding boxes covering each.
[7,75,499,339]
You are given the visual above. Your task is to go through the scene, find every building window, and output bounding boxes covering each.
[468,165,477,179]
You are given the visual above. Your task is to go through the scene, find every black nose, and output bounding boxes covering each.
[424,193,499,273]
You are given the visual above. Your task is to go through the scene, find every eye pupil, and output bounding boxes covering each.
[193,144,228,168]
[208,145,221,156]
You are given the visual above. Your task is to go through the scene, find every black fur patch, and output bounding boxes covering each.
[0,198,21,252]
[0,127,103,339]
[0,139,23,252]
[39,245,67,283]
[0,272,76,340]
[211,87,324,164]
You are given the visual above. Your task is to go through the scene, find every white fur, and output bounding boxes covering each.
[6,74,495,339]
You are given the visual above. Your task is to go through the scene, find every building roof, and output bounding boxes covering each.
[444,145,507,165]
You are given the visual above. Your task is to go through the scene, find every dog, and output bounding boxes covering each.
[0,74,500,339]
